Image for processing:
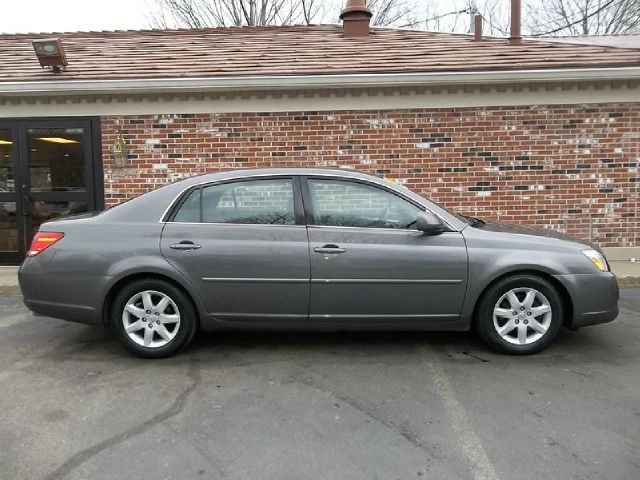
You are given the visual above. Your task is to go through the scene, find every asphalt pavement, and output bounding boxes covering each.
[0,290,638,480]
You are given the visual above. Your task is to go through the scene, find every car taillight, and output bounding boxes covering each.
[27,232,64,257]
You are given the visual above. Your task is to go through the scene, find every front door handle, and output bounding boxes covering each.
[314,244,346,254]
[169,241,201,251]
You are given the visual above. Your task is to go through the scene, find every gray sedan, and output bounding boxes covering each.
[19,168,618,358]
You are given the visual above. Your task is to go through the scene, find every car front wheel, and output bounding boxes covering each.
[475,274,564,354]
[111,278,197,358]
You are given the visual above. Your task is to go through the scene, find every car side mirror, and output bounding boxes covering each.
[415,212,446,235]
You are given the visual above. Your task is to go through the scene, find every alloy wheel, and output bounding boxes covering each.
[122,290,181,348]
[492,287,552,345]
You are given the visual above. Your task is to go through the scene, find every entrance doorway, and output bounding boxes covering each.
[0,118,102,265]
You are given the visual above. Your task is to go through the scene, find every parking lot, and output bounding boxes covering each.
[0,289,638,480]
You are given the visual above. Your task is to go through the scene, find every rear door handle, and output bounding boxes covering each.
[314,244,346,254]
[169,241,201,251]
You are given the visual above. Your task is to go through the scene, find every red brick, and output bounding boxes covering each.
[101,104,639,247]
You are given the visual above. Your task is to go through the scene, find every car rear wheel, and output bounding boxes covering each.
[111,278,197,358]
[475,274,564,354]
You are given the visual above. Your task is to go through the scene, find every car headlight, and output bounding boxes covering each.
[581,249,609,272]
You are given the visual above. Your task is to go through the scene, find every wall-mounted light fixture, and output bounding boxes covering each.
[32,38,68,72]
[111,132,128,168]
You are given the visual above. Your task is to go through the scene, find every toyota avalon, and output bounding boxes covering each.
[19,168,618,358]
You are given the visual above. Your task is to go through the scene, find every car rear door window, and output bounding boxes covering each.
[173,178,296,225]
[308,178,421,229]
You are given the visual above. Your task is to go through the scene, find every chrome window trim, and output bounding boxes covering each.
[306,224,459,235]
[159,171,460,231]
[163,221,305,228]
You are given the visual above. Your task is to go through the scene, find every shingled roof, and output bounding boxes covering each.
[1,25,639,82]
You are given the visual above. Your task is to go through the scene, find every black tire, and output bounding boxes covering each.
[110,278,197,358]
[475,274,564,355]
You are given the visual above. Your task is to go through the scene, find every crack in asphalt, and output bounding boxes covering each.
[327,388,435,454]
[44,357,202,480]
[294,375,440,470]
[544,436,591,468]
[564,367,627,391]
[461,351,490,363]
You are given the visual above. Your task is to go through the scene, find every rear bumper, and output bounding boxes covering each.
[554,272,619,328]
[19,261,105,326]
[22,298,101,326]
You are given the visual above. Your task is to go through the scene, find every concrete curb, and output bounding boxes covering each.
[0,267,19,295]
[618,277,640,288]
[0,286,21,295]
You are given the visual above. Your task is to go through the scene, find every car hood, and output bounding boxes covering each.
[474,221,600,251]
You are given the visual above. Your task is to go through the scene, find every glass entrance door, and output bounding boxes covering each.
[0,118,100,265]
[0,124,21,264]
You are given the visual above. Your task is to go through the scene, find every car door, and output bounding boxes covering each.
[302,176,468,322]
[161,176,310,322]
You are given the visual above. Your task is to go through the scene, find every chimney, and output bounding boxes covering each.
[340,0,373,38]
[509,0,522,45]
[473,14,483,41]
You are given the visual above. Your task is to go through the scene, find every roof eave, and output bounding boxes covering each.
[1,66,639,96]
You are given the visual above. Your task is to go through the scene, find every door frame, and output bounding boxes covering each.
[0,120,24,264]
[298,174,468,322]
[160,174,311,321]
[0,116,103,264]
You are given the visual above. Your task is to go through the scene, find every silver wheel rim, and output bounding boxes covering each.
[122,290,181,348]
[493,287,552,345]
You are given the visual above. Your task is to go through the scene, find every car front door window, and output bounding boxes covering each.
[307,178,421,229]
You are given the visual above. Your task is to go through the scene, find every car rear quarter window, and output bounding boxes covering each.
[172,188,201,222]
[172,178,296,225]
[308,179,421,229]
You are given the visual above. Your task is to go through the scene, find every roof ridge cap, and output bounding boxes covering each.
[0,24,346,37]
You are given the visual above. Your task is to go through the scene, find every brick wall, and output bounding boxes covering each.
[101,103,639,247]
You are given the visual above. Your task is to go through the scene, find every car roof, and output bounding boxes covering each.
[172,167,386,186]
[99,167,466,231]
[102,168,393,221]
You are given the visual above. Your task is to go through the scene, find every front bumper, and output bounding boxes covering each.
[554,272,619,328]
